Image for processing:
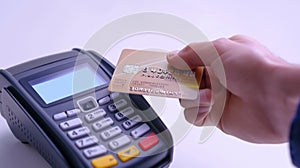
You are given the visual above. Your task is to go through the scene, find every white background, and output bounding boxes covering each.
[0,1,299,167]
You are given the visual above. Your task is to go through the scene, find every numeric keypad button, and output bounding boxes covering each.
[122,115,142,130]
[59,118,82,131]
[98,96,111,106]
[108,99,127,112]
[92,118,114,132]
[67,127,90,140]
[114,107,134,121]
[66,109,80,117]
[83,145,107,159]
[109,136,131,150]
[84,109,106,123]
[110,92,120,100]
[53,112,67,121]
[130,124,150,139]
[100,126,122,140]
[77,96,99,113]
[75,136,99,149]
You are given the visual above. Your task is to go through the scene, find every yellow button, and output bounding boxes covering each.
[117,145,140,162]
[91,154,118,168]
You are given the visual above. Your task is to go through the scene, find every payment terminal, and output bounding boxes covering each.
[0,49,173,168]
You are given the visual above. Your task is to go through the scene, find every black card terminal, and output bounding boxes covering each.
[0,49,173,168]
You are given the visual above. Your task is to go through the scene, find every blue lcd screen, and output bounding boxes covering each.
[29,64,106,104]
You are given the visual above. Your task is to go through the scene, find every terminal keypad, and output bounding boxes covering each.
[54,93,160,168]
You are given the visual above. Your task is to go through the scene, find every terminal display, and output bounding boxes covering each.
[29,64,106,104]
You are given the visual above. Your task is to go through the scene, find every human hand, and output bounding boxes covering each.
[167,35,299,143]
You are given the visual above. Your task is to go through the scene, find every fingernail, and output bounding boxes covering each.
[167,50,190,70]
[199,89,212,106]
[198,106,211,113]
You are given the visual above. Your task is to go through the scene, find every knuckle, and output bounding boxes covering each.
[180,43,196,53]
[230,34,246,40]
[179,99,191,108]
[184,108,207,126]
[213,37,230,45]
[183,108,198,124]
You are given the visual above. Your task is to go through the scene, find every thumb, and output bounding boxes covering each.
[167,42,219,70]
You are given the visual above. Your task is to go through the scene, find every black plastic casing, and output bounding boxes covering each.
[0,49,173,168]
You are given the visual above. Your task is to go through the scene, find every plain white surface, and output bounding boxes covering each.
[0,1,299,167]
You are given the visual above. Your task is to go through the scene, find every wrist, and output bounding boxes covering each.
[274,62,300,97]
[266,60,300,142]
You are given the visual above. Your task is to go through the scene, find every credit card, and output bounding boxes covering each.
[108,49,203,100]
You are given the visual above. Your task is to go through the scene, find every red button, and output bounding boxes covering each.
[138,132,159,151]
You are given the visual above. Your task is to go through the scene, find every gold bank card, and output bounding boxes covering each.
[108,49,203,100]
